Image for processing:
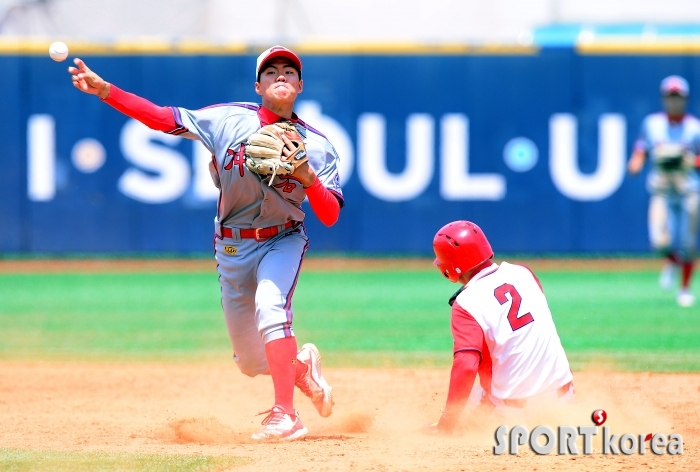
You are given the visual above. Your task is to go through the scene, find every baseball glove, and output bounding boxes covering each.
[652,143,693,171]
[245,121,308,184]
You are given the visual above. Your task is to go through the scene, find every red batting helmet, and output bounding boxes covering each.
[433,221,493,282]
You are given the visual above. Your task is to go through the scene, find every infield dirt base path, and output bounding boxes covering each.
[0,363,697,471]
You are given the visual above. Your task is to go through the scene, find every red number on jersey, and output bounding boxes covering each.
[494,283,534,331]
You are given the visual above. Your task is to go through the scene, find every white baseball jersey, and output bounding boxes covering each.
[635,112,700,195]
[453,262,572,400]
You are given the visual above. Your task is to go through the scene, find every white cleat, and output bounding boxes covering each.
[251,406,308,441]
[295,343,334,417]
[659,263,677,290]
[677,289,696,308]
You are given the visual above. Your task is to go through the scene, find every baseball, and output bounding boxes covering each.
[49,41,69,62]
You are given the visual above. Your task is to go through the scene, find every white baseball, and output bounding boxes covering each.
[49,41,69,62]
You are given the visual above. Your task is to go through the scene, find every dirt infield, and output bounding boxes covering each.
[0,362,696,471]
[0,257,664,273]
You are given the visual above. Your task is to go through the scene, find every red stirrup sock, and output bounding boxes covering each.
[265,337,299,415]
[682,261,694,289]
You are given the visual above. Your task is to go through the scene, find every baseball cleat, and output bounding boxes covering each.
[251,406,308,441]
[659,263,677,290]
[677,289,695,308]
[295,343,334,417]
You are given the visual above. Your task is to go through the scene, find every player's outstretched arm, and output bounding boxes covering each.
[68,58,110,99]
[67,58,178,133]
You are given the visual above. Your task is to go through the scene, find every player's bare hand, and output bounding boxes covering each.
[68,58,110,99]
[294,161,317,188]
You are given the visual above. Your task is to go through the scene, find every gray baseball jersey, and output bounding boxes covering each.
[174,103,344,228]
[172,102,344,375]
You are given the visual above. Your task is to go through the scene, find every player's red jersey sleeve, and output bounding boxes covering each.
[451,302,485,356]
[102,85,180,133]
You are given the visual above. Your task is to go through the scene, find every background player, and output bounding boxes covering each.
[628,75,700,307]
[68,46,344,441]
[427,221,573,433]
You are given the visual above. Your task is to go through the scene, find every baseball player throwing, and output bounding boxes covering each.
[628,76,700,307]
[68,46,343,441]
[427,221,573,433]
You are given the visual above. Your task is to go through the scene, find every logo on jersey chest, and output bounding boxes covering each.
[224,144,246,177]
[224,245,238,255]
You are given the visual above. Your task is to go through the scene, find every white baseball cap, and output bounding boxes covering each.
[660,75,689,97]
[255,45,302,80]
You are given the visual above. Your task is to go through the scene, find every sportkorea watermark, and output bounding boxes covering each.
[494,409,683,456]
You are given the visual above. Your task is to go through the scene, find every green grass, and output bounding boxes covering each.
[0,269,698,371]
[0,273,227,361]
[543,271,700,371]
[0,448,249,471]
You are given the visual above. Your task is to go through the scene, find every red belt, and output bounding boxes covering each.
[221,221,296,241]
[502,381,573,408]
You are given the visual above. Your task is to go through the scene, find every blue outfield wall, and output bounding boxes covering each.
[1,48,698,254]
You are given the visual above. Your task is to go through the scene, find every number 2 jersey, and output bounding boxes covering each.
[451,261,572,400]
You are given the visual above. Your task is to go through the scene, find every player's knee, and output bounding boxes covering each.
[254,298,294,343]
[233,353,268,378]
[237,366,259,377]
[255,285,287,315]
[255,299,279,317]
[236,363,267,377]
